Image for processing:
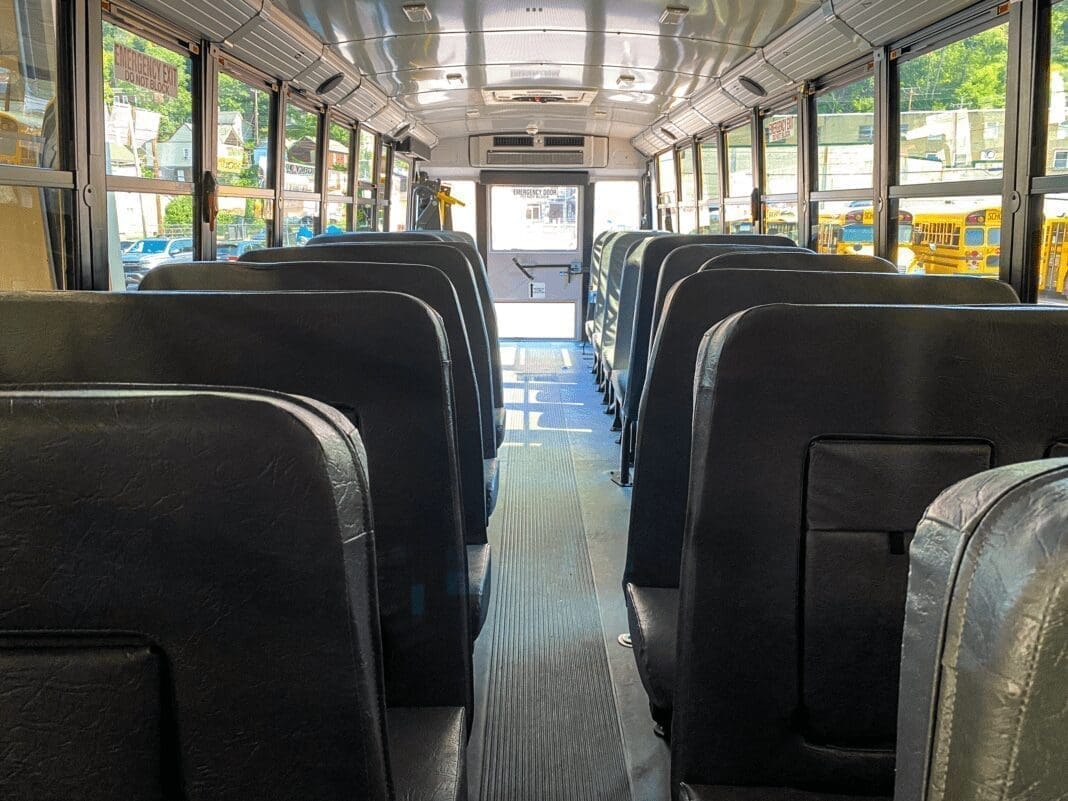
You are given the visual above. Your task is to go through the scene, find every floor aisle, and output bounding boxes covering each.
[470,341,668,801]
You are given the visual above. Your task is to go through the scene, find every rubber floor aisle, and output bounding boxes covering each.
[474,342,634,801]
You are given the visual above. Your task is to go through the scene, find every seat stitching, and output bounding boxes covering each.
[999,575,1066,800]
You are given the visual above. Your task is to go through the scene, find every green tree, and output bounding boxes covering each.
[898,26,1009,112]
[163,195,193,227]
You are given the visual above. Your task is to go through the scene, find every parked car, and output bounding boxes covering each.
[216,240,259,262]
[122,237,193,289]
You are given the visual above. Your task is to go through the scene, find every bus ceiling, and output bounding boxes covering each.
[117,0,983,147]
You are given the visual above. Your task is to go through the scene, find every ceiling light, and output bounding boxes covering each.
[738,75,768,97]
[445,72,464,87]
[659,5,689,24]
[617,73,637,88]
[402,3,431,22]
[316,73,345,95]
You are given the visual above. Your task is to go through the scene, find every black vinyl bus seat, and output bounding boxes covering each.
[702,251,897,274]
[672,304,1068,801]
[594,232,664,384]
[626,272,1018,725]
[0,291,474,727]
[306,234,505,446]
[604,234,796,411]
[585,231,622,343]
[310,231,445,243]
[0,387,465,801]
[611,242,810,482]
[895,459,1068,801]
[140,260,493,634]
[243,242,504,454]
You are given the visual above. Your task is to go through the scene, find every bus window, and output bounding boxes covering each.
[908,197,1002,277]
[593,181,640,232]
[1037,195,1068,300]
[0,185,69,289]
[897,24,1008,185]
[0,0,61,169]
[815,77,875,191]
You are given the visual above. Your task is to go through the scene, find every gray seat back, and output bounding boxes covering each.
[0,291,472,721]
[0,387,389,801]
[673,303,1068,798]
[626,270,1019,595]
[896,459,1068,801]
[141,258,492,532]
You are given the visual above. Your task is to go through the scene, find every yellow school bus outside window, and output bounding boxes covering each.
[910,207,1001,277]
[815,205,915,270]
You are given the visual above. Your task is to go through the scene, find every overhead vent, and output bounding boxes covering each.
[483,88,595,106]
[544,135,584,147]
[470,133,608,168]
[494,135,535,147]
[486,150,585,166]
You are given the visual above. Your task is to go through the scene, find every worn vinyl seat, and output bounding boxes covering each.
[244,240,505,453]
[672,304,1068,801]
[0,387,460,801]
[604,234,795,411]
[141,260,493,634]
[702,251,897,274]
[611,241,811,481]
[306,233,505,446]
[594,232,664,383]
[585,230,622,342]
[0,291,475,729]
[626,272,1018,725]
[895,459,1068,801]
[225,246,504,521]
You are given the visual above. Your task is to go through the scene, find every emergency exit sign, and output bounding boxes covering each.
[114,44,179,98]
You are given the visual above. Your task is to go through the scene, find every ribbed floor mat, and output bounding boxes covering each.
[479,343,632,801]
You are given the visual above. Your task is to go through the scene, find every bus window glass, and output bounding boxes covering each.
[216,72,270,188]
[323,201,349,235]
[593,180,640,232]
[1047,4,1068,174]
[355,203,374,231]
[763,106,798,194]
[816,76,875,190]
[679,147,696,204]
[490,185,578,252]
[357,129,375,184]
[390,156,410,231]
[1,0,61,169]
[0,185,68,289]
[1036,194,1068,302]
[763,201,799,242]
[109,190,194,289]
[284,104,317,193]
[282,198,319,246]
[103,23,193,180]
[444,180,477,237]
[699,140,721,233]
[327,123,351,195]
[726,124,753,198]
[215,196,270,259]
[657,151,676,197]
[900,195,1002,277]
[897,24,1008,185]
[699,203,721,233]
[724,201,753,234]
[815,200,912,270]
